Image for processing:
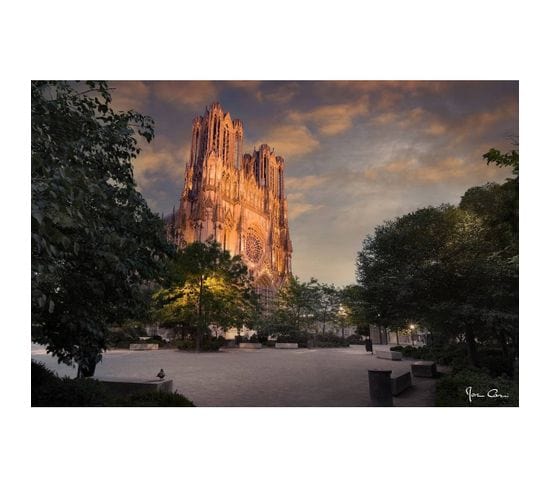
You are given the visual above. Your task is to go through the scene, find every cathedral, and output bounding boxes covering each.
[167,102,292,298]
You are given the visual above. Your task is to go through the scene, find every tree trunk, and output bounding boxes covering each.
[77,354,98,378]
[196,274,204,353]
[464,323,478,367]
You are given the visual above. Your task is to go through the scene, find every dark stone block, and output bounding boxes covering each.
[411,361,437,378]
[368,369,393,406]
[391,371,412,395]
[94,377,173,395]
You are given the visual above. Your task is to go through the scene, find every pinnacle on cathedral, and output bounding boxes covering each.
[168,102,292,293]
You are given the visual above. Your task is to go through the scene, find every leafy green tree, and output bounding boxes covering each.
[339,284,371,337]
[153,240,258,351]
[356,144,519,366]
[316,283,341,335]
[270,275,319,336]
[357,202,517,366]
[31,81,171,376]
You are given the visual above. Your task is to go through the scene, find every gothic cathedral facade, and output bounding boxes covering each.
[167,102,292,296]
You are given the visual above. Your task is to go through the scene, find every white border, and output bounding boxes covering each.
[3,1,548,487]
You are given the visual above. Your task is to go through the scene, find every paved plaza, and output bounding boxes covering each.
[31,344,437,406]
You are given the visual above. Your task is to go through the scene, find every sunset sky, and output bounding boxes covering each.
[110,81,518,286]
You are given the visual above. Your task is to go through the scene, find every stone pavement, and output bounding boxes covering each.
[31,344,437,406]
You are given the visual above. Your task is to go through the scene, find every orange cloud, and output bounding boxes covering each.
[364,155,505,185]
[154,81,218,108]
[286,174,329,191]
[287,192,323,219]
[109,81,150,112]
[227,81,263,101]
[252,124,319,157]
[289,99,369,135]
[133,135,188,190]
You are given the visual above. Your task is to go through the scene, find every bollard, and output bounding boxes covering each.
[368,369,393,406]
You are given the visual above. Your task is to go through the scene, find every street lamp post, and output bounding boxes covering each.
[410,324,416,346]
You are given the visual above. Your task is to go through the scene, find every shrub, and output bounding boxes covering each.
[109,391,194,407]
[175,335,225,351]
[107,321,146,348]
[32,361,109,407]
[257,334,270,344]
[436,368,518,407]
[347,334,366,345]
[477,348,514,377]
[313,333,350,348]
[277,333,309,347]
[402,345,417,357]
[390,345,404,352]
[31,361,194,407]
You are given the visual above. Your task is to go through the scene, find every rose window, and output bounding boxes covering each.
[245,231,264,264]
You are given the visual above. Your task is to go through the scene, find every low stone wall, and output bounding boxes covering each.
[375,349,402,361]
[129,343,159,351]
[239,343,262,349]
[275,343,298,349]
[94,377,173,395]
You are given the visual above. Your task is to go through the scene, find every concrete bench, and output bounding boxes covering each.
[129,343,159,350]
[391,371,412,395]
[411,361,437,377]
[239,343,262,349]
[275,342,298,349]
[375,350,403,361]
[94,376,173,395]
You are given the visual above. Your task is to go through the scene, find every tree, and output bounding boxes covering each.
[339,284,370,337]
[316,283,340,335]
[269,275,319,337]
[356,144,519,366]
[153,240,258,351]
[31,81,171,376]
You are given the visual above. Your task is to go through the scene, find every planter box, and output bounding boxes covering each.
[94,376,173,395]
[375,349,402,361]
[239,343,262,349]
[391,372,412,396]
[129,343,159,351]
[411,361,437,377]
[275,342,298,349]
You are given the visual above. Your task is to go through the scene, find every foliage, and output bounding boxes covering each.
[357,202,517,366]
[354,145,518,372]
[483,147,519,177]
[153,240,258,351]
[31,81,171,376]
[111,391,195,407]
[393,343,513,376]
[32,361,194,406]
[339,285,369,335]
[268,275,320,336]
[436,368,518,407]
[316,283,341,335]
[313,333,350,348]
[276,332,309,347]
[106,321,147,348]
[174,335,225,352]
[346,334,366,345]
